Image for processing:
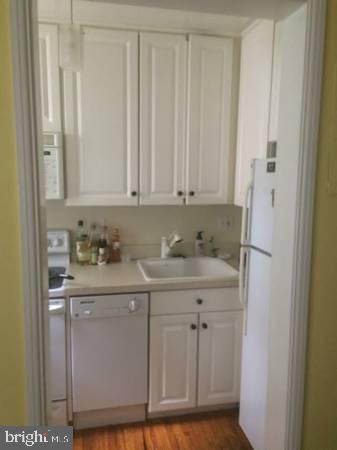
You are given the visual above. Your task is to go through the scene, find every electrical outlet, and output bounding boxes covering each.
[217,217,233,232]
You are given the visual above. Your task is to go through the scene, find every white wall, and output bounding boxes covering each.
[46,203,242,259]
[265,5,307,450]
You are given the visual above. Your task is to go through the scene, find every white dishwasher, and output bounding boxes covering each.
[70,293,148,429]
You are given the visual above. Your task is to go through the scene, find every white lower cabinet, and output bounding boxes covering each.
[198,311,243,406]
[148,314,198,412]
[149,289,243,413]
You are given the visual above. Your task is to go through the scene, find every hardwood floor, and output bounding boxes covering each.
[74,409,252,450]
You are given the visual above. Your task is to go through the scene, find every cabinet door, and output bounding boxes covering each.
[234,21,274,206]
[140,32,187,205]
[186,35,234,205]
[198,311,243,406]
[149,314,198,412]
[268,21,283,142]
[38,24,61,132]
[64,28,138,206]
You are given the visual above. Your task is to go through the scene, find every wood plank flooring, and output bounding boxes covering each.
[74,409,252,450]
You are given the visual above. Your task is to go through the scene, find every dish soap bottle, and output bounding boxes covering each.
[195,231,205,257]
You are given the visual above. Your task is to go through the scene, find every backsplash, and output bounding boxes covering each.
[46,202,242,260]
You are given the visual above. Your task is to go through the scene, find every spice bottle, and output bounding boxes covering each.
[110,228,121,263]
[98,230,108,266]
[76,220,90,265]
[89,223,98,265]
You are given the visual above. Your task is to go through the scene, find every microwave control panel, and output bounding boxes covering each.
[44,146,64,200]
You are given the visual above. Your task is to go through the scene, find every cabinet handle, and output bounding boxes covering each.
[196,298,203,305]
[190,324,197,330]
[131,191,137,197]
[202,323,208,329]
[189,191,195,196]
[177,190,184,197]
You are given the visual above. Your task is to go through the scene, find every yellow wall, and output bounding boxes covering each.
[0,0,27,424]
[302,0,337,448]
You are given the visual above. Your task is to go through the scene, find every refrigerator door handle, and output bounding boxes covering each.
[241,183,253,245]
[239,247,250,336]
[239,247,249,307]
[243,248,251,336]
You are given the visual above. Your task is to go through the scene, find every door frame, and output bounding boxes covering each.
[9,1,326,448]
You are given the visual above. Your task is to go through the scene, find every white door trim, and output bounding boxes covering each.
[10,0,48,425]
[285,1,326,449]
[10,0,326,443]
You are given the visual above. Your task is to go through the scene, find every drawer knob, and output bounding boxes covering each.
[196,298,203,305]
[190,324,197,330]
[131,191,137,197]
[202,323,208,329]
[189,191,195,196]
[177,190,184,197]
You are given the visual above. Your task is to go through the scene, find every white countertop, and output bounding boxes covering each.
[59,260,239,297]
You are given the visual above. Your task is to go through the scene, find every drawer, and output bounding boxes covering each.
[150,288,241,316]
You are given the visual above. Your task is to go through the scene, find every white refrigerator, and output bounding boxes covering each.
[239,158,276,450]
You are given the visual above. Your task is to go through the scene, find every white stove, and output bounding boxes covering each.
[47,230,70,426]
[48,230,71,295]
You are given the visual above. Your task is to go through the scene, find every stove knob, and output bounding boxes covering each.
[128,299,139,313]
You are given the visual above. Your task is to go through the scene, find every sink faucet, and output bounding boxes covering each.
[161,231,183,258]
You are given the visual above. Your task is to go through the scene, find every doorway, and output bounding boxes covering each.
[10,1,326,449]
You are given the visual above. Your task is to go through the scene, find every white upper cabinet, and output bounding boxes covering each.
[39,24,61,132]
[140,32,187,205]
[234,21,275,207]
[186,35,234,205]
[198,311,243,406]
[268,21,283,142]
[64,28,139,206]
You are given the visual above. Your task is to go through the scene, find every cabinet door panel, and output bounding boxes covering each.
[198,311,243,406]
[64,28,138,206]
[187,35,234,205]
[234,21,274,206]
[149,314,198,412]
[39,24,61,132]
[269,21,283,142]
[140,32,187,205]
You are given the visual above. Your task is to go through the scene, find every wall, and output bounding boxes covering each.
[46,202,242,260]
[302,1,337,448]
[264,6,307,450]
[0,0,27,425]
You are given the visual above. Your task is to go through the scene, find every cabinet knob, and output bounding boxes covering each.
[177,190,184,197]
[190,324,197,330]
[131,191,137,197]
[202,323,208,329]
[189,191,195,196]
[196,298,203,305]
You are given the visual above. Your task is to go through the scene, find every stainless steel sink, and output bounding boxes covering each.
[137,257,238,282]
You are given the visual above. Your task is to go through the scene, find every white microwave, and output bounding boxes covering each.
[43,133,64,200]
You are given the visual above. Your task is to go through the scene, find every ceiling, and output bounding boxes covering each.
[85,0,306,19]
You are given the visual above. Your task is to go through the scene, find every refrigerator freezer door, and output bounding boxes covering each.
[239,248,272,450]
[249,159,275,254]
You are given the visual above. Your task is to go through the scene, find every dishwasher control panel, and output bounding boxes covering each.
[70,293,148,319]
